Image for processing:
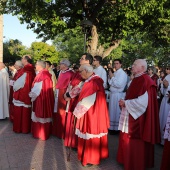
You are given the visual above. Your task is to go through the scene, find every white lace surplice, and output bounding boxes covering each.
[118,91,148,133]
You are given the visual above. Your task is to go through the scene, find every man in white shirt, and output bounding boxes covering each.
[93,55,107,89]
[108,59,127,133]
[0,62,9,119]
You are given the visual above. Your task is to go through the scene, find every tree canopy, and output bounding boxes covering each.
[1,0,170,58]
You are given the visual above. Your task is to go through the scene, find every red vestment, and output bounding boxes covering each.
[117,73,160,170]
[9,68,22,122]
[73,75,110,166]
[64,72,83,148]
[13,64,35,133]
[52,69,74,139]
[31,70,54,140]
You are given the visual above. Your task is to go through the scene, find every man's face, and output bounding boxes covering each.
[93,58,99,66]
[113,61,121,70]
[35,62,41,71]
[45,63,50,69]
[131,60,142,75]
[79,66,87,79]
[79,55,89,65]
[21,57,26,65]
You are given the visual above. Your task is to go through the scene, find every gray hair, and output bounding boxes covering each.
[80,64,93,73]
[15,60,23,68]
[136,59,147,71]
[36,60,46,69]
[60,59,70,67]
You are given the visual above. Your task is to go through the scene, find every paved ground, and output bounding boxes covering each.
[0,119,163,170]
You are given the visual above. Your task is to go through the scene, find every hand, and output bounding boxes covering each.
[65,97,71,101]
[119,99,125,108]
[109,71,114,78]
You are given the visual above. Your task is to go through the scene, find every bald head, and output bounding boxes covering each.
[131,59,147,75]
[0,62,5,70]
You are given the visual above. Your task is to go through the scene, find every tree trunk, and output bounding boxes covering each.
[87,25,121,58]
[0,15,3,62]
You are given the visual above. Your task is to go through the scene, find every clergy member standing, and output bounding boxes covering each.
[0,62,9,119]
[29,60,54,140]
[52,59,74,139]
[9,60,23,122]
[73,64,110,166]
[117,59,160,170]
[64,53,93,149]
[13,55,35,133]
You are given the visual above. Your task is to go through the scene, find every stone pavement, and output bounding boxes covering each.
[0,119,163,170]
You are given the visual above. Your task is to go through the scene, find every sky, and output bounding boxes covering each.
[3,14,51,47]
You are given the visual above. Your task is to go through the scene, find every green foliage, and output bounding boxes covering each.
[53,28,84,64]
[30,42,59,63]
[3,39,59,64]
[1,0,170,47]
[3,39,29,63]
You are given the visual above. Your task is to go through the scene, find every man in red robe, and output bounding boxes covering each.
[64,53,93,149]
[118,59,160,170]
[73,64,110,166]
[52,59,74,139]
[29,60,54,140]
[13,55,35,133]
[9,60,23,122]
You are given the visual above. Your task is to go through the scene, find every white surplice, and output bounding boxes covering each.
[0,68,10,119]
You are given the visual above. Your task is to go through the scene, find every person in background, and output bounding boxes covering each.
[13,55,35,133]
[160,87,170,170]
[9,60,23,122]
[29,60,54,140]
[147,66,159,85]
[52,59,74,139]
[159,66,170,145]
[45,61,57,94]
[8,62,17,78]
[52,63,60,79]
[108,59,127,134]
[73,64,109,166]
[93,55,107,89]
[0,62,9,119]
[117,59,160,170]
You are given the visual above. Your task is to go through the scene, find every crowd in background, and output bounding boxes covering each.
[0,53,170,170]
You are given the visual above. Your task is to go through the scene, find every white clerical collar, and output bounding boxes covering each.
[85,74,99,82]
[134,72,145,78]
[60,69,70,73]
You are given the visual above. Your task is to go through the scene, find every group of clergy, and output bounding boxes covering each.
[0,53,167,169]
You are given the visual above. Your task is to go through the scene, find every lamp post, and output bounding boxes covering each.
[80,20,93,53]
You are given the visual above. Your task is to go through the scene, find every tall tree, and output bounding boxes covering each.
[1,0,170,58]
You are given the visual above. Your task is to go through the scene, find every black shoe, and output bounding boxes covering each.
[82,164,93,167]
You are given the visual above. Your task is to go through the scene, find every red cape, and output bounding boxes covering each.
[126,73,160,144]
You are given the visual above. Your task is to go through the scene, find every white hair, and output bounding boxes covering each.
[60,59,70,67]
[136,59,147,71]
[15,60,23,68]
[36,60,46,68]
[80,64,93,73]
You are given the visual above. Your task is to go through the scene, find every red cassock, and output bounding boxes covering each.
[73,75,110,166]
[64,72,83,148]
[52,69,74,139]
[31,70,54,140]
[9,68,22,122]
[13,64,35,133]
[117,74,160,170]
[161,139,170,170]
